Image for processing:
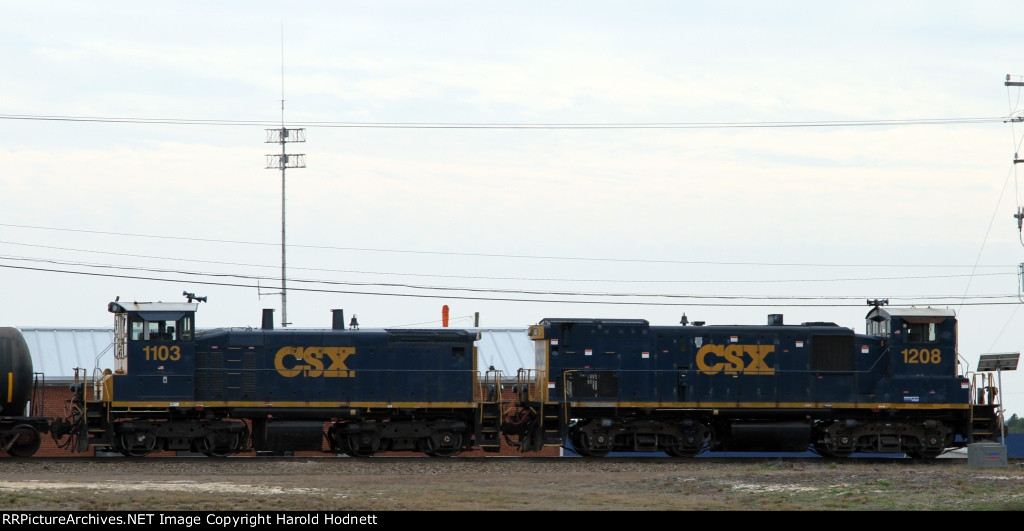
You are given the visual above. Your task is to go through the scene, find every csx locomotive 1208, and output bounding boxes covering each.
[0,295,1006,459]
[505,304,1003,459]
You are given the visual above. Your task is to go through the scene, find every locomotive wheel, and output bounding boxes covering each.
[198,432,241,458]
[6,424,41,457]
[344,432,380,458]
[196,435,231,456]
[569,429,591,456]
[119,431,156,457]
[813,430,854,458]
[665,430,705,457]
[908,433,944,460]
[423,431,463,457]
[578,432,610,458]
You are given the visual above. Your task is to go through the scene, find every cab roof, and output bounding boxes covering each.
[108,301,199,314]
[866,307,955,320]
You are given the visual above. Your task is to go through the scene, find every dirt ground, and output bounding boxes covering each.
[1,456,1023,512]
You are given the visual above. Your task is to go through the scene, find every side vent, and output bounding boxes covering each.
[810,334,855,371]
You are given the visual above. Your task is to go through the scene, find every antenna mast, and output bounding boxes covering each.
[265,25,305,328]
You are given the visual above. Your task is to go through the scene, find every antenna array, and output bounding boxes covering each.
[264,26,306,328]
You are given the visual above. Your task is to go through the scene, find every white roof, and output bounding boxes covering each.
[16,326,536,383]
[18,328,116,383]
[867,307,956,320]
[108,301,200,313]
[469,327,534,379]
[878,307,955,317]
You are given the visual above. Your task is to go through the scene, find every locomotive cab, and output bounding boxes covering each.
[861,305,971,418]
[864,305,961,380]
[106,299,199,402]
[55,297,212,456]
[865,306,955,346]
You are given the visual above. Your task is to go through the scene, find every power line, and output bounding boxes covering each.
[2,261,1020,307]
[0,242,1015,286]
[0,223,1013,269]
[0,113,1005,129]
[0,258,1018,306]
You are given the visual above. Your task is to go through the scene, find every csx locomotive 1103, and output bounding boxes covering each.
[51,296,502,457]
[0,295,1007,459]
[504,303,1003,459]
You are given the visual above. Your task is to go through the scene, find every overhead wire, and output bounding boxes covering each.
[0,113,1005,129]
[0,253,1019,306]
[2,261,1020,307]
[0,223,1014,269]
[0,239,1016,285]
[0,109,1020,309]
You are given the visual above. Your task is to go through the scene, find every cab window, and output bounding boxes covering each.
[866,318,890,337]
[180,316,193,341]
[130,320,146,341]
[906,322,937,343]
[129,316,189,341]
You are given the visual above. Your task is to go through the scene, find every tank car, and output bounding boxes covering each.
[0,327,53,456]
[55,296,502,457]
[506,304,1002,459]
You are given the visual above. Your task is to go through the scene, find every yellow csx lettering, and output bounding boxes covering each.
[696,344,775,375]
[274,346,355,378]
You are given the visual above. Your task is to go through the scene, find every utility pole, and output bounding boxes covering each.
[1006,74,1024,166]
[264,28,305,328]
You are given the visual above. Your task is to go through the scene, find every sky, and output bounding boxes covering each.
[4,1,1024,415]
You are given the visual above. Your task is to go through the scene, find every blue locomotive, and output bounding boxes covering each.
[506,303,1002,459]
[54,295,502,457]
[2,294,1006,459]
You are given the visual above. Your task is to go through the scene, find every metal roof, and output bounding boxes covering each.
[18,328,116,383]
[868,307,956,318]
[108,301,200,314]
[468,327,534,380]
[16,326,536,384]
